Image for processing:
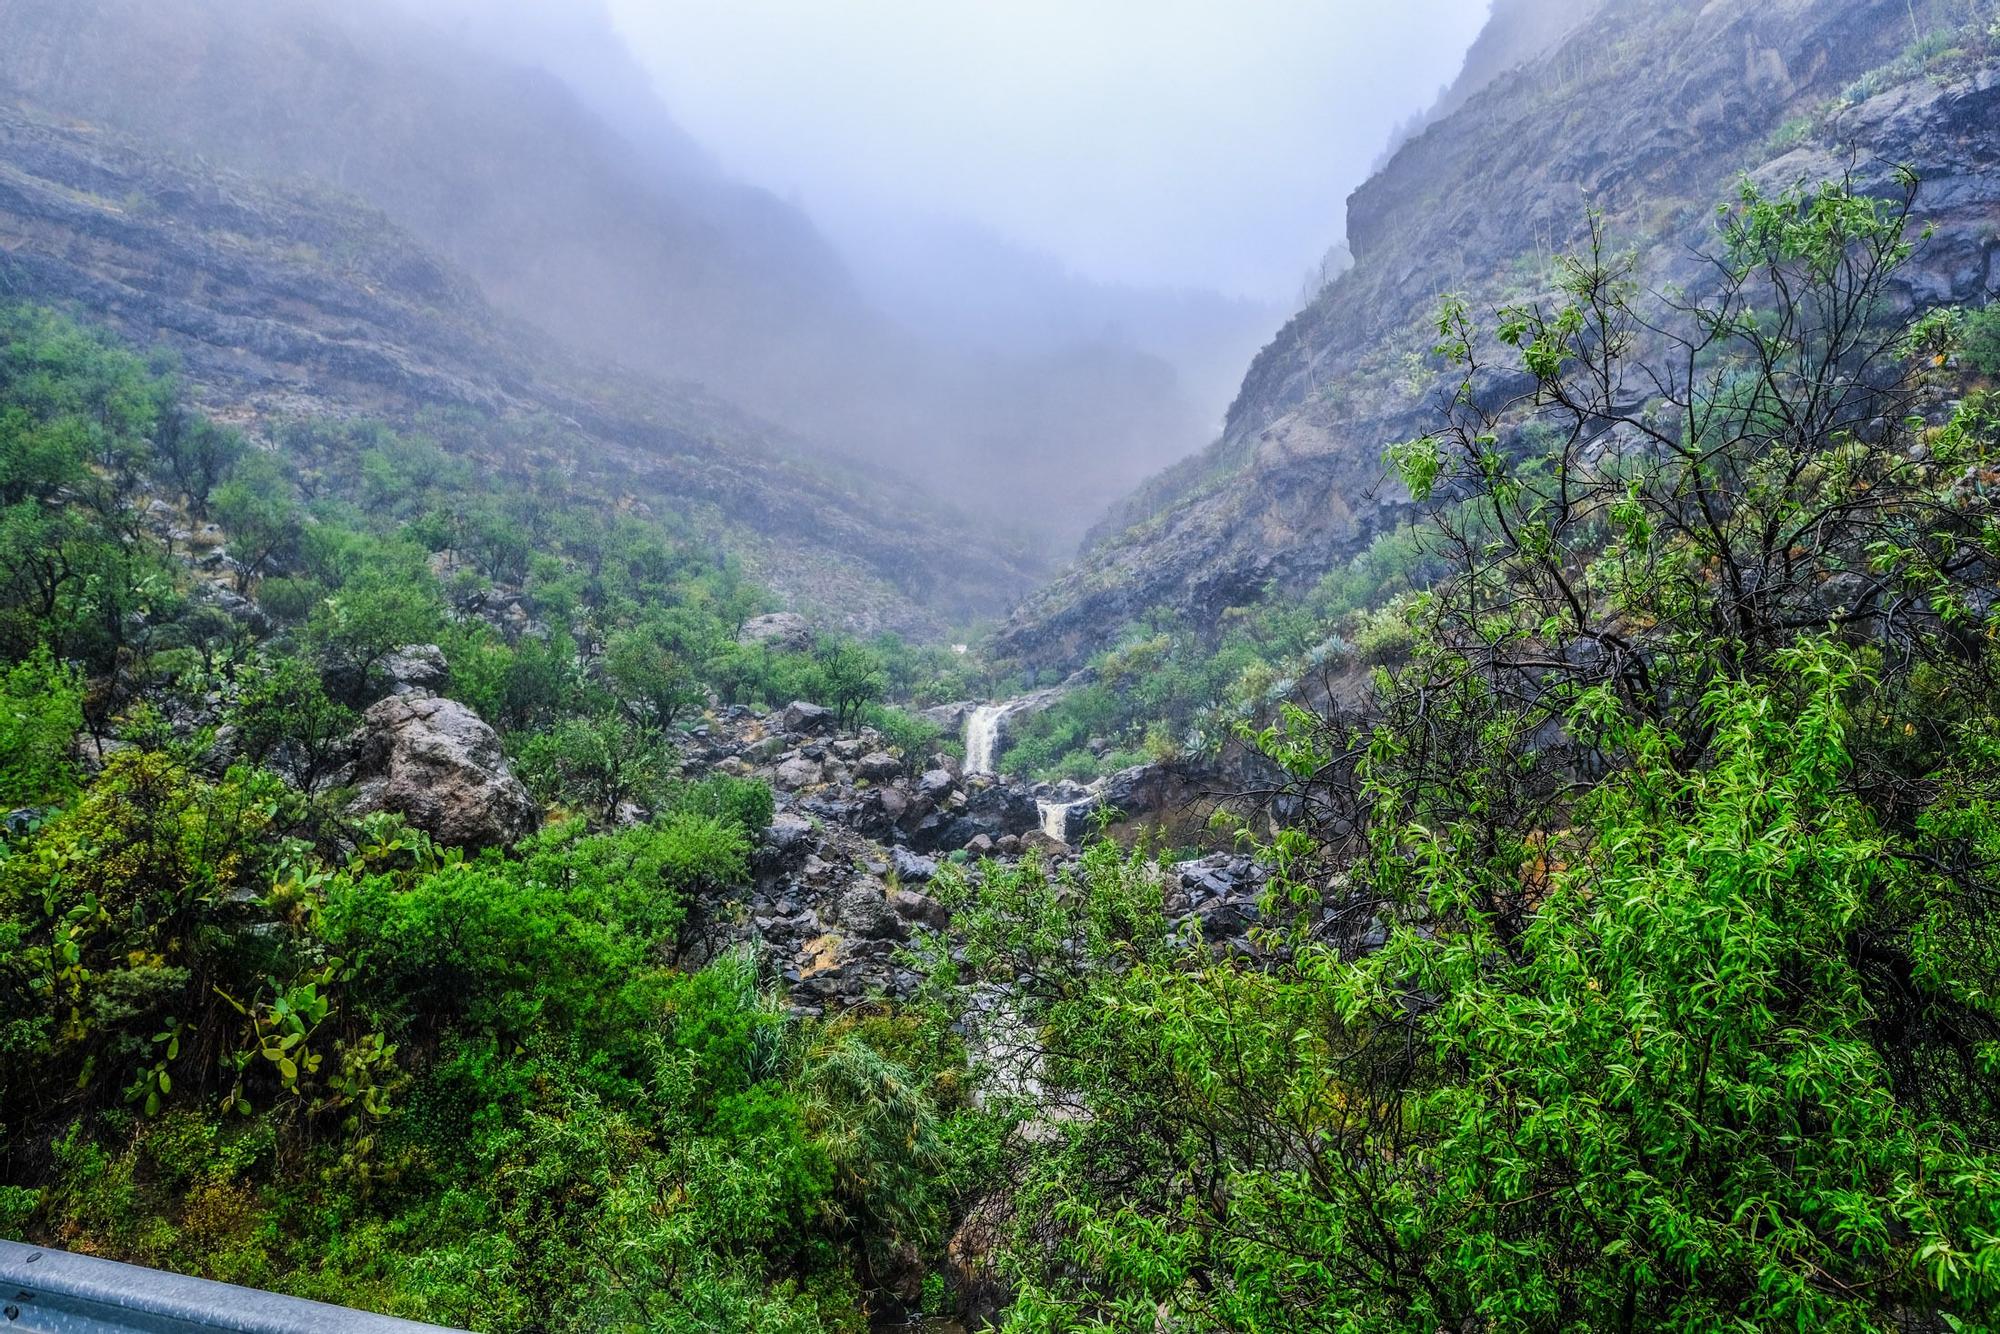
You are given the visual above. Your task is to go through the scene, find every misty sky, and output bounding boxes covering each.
[604,1,1492,301]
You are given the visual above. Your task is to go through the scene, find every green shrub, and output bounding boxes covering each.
[1965,304,2000,375]
[858,703,943,768]
[229,654,356,794]
[511,712,677,822]
[0,650,83,807]
[666,773,776,836]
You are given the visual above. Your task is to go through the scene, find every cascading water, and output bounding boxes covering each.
[1036,797,1092,844]
[963,703,1011,776]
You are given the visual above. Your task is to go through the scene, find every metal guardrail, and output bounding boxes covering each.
[0,1240,459,1333]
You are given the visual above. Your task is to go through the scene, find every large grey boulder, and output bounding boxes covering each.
[381,643,450,696]
[781,700,836,735]
[836,878,906,942]
[856,751,902,782]
[348,696,539,849]
[775,755,824,790]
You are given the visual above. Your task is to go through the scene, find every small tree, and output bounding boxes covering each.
[815,637,885,730]
[211,452,300,592]
[512,712,676,824]
[605,625,705,730]
[231,655,357,795]
[151,400,244,519]
[304,571,447,702]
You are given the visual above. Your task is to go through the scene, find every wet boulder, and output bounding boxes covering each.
[964,783,1040,837]
[348,696,538,849]
[781,700,836,735]
[836,878,906,942]
[889,887,949,932]
[856,751,903,782]
[381,643,450,697]
[775,755,824,790]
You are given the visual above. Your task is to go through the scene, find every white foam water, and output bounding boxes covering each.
[964,703,1010,776]
[1036,798,1091,843]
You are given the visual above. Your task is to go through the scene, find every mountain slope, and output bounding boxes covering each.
[0,0,1264,548]
[0,0,873,413]
[996,0,2000,670]
[0,101,1037,631]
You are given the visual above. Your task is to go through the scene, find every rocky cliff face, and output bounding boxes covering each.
[0,104,1037,632]
[998,0,2000,670]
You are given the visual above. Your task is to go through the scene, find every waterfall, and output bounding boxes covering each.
[964,688,1065,778]
[963,703,1010,776]
[1037,797,1091,844]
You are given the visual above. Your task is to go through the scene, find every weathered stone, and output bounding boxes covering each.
[918,768,955,799]
[764,812,816,854]
[836,879,905,941]
[889,887,949,931]
[1196,897,1257,940]
[775,756,823,790]
[964,782,1040,836]
[348,695,538,849]
[856,751,902,781]
[891,845,938,882]
[781,700,835,735]
[381,643,449,696]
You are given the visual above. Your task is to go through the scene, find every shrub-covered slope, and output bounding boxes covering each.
[0,102,1037,634]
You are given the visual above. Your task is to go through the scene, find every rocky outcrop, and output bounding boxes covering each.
[738,613,816,654]
[347,695,539,849]
[996,0,1993,671]
[380,644,450,697]
[667,700,1234,1012]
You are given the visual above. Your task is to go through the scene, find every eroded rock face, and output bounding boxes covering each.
[781,700,836,735]
[348,695,539,849]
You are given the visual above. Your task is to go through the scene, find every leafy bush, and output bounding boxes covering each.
[511,712,678,822]
[664,773,776,836]
[858,703,943,768]
[229,654,356,795]
[0,650,83,807]
[1965,303,2000,375]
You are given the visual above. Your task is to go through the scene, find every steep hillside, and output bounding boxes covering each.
[0,102,1037,631]
[997,0,2000,670]
[0,0,875,422]
[0,0,1258,547]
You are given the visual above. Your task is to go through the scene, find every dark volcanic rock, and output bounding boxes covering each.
[781,700,836,735]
